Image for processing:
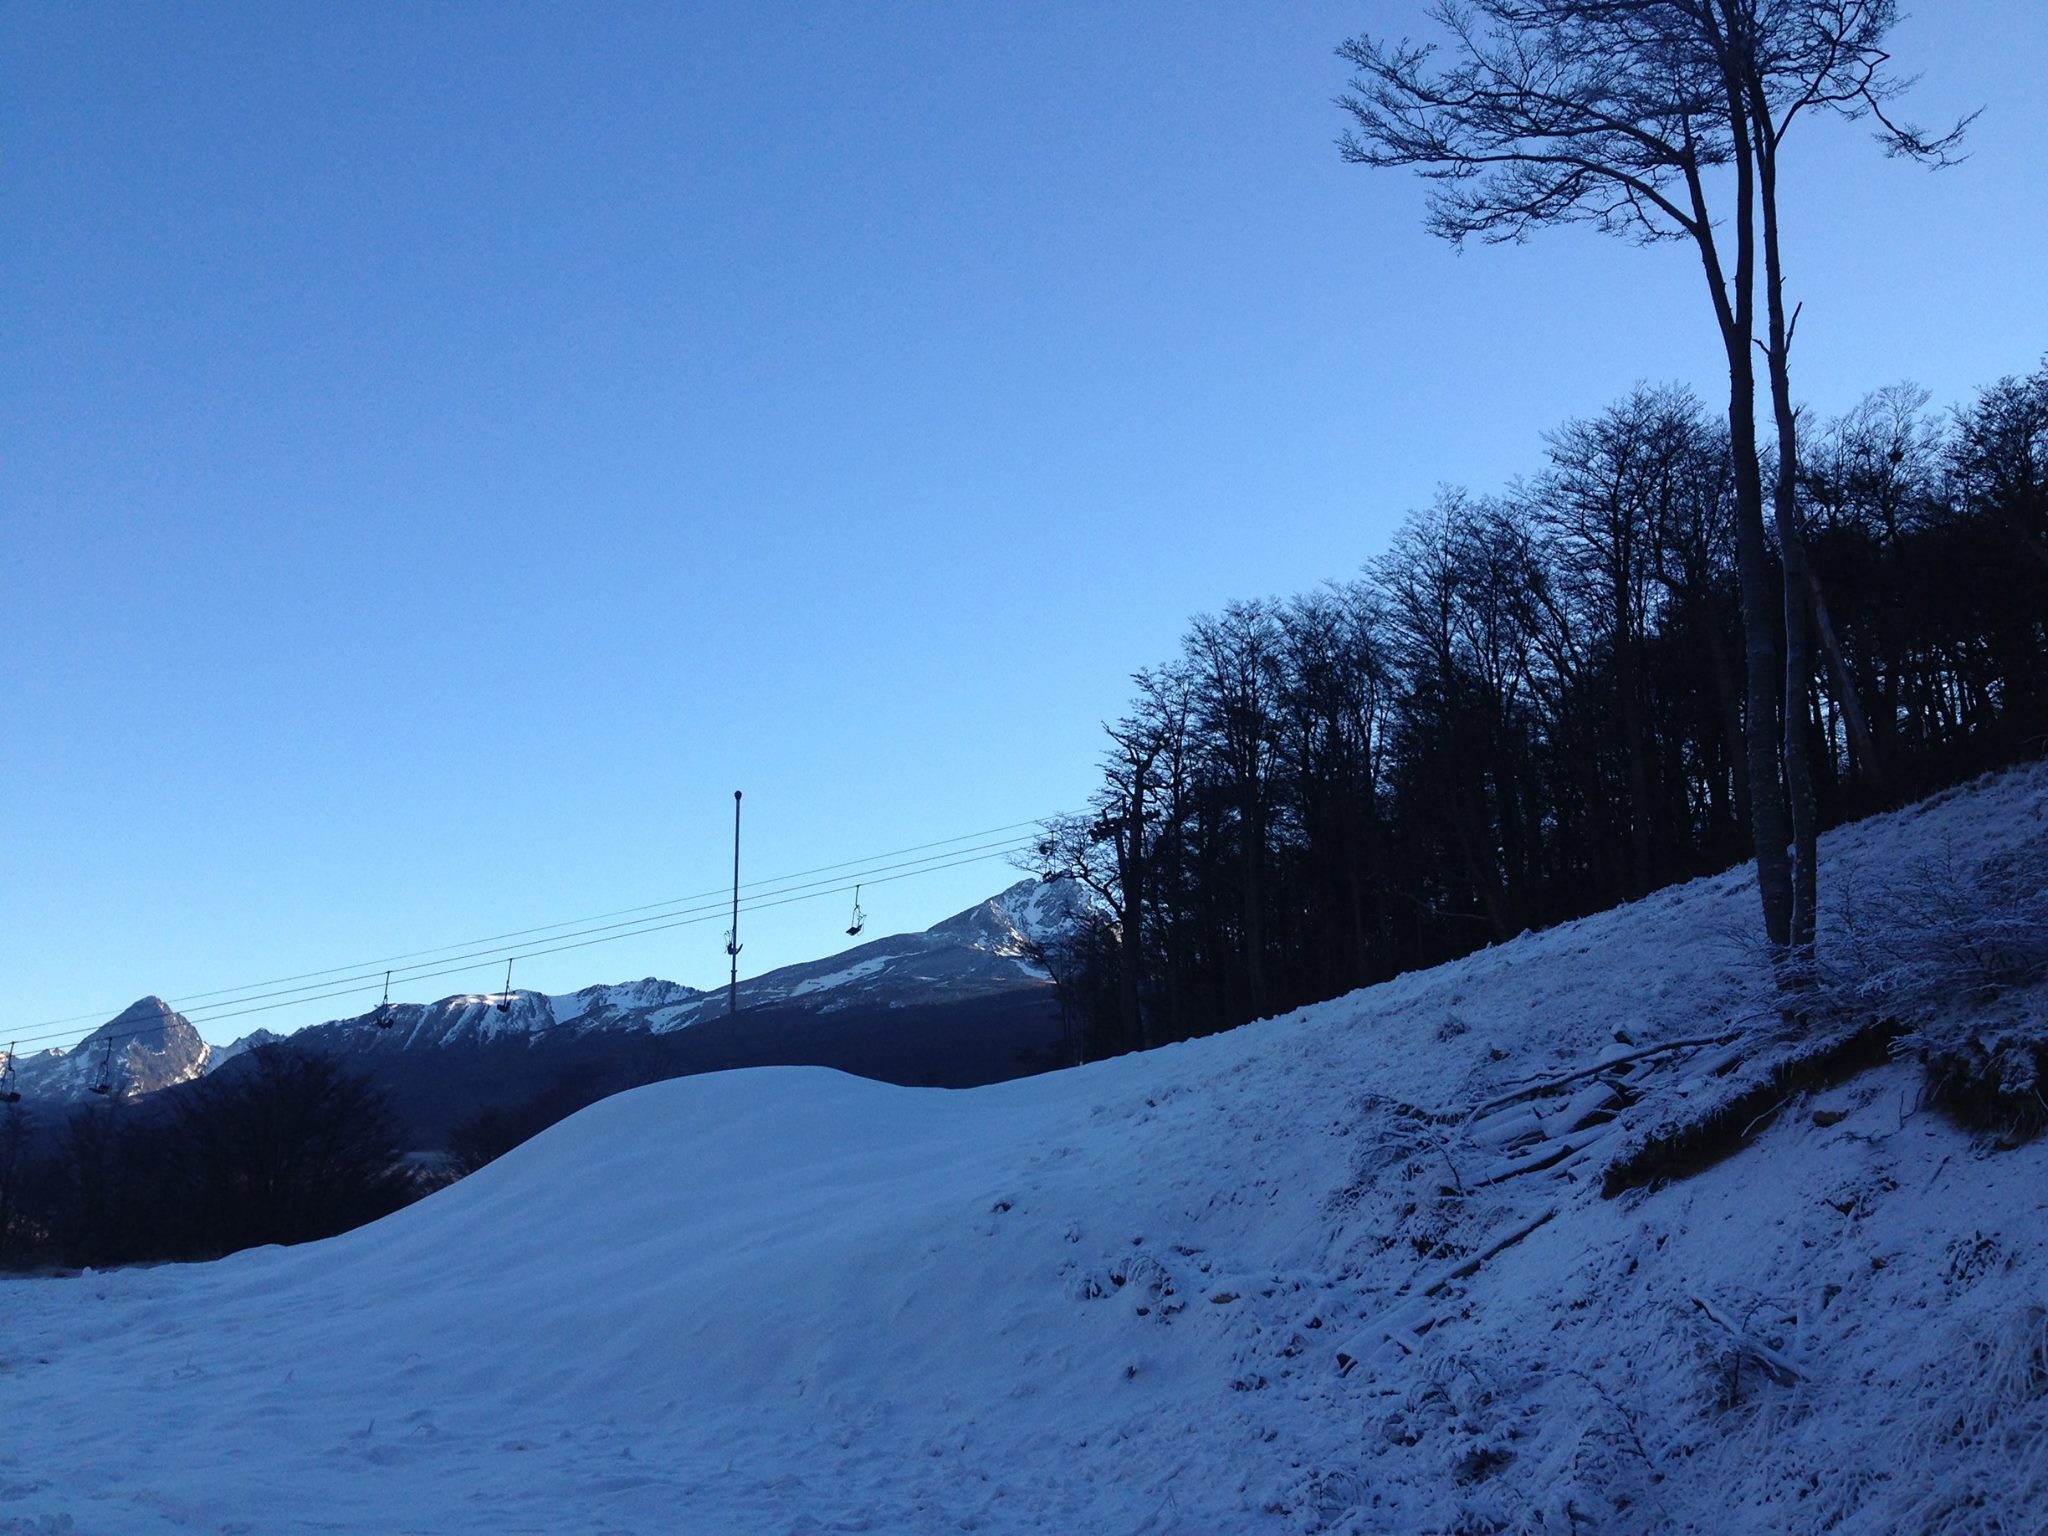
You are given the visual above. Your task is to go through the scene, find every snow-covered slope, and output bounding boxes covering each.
[4,770,2044,1533]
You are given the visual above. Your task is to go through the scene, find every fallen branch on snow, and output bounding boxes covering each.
[1334,1207,1559,1376]
[1422,1206,1559,1297]
[1469,1031,1743,1120]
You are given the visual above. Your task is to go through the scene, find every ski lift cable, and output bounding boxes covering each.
[16,824,1051,1036]
[150,834,1034,1022]
[17,816,1058,1034]
[5,840,1043,1058]
[6,841,1038,1064]
[8,835,1039,1052]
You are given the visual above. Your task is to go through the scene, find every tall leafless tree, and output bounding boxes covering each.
[1337,0,1792,949]
[1188,602,1287,1016]
[1722,0,1969,945]
[1336,0,1966,962]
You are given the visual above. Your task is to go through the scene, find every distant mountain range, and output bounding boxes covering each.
[3,879,1088,1148]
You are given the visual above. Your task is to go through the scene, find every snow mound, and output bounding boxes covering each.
[4,766,2045,1533]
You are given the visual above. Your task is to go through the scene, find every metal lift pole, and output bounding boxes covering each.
[727,790,743,1019]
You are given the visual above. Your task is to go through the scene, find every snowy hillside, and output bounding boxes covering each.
[3,769,2044,1533]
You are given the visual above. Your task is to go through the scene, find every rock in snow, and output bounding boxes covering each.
[2,770,2044,1532]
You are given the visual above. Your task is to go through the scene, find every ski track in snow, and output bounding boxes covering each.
[4,767,2046,1533]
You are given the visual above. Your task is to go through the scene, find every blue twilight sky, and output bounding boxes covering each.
[4,2,2045,1050]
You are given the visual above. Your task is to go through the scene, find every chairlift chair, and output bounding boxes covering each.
[88,1037,114,1097]
[375,970,395,1030]
[496,958,514,1015]
[845,884,866,938]
[0,1042,19,1104]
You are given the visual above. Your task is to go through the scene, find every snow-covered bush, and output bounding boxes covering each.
[1866,1303,2048,1536]
[1832,831,2048,1144]
[1833,833,2048,1012]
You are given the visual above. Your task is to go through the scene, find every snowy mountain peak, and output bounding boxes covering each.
[988,876,1094,949]
[927,877,1093,958]
[13,996,211,1102]
[546,977,703,1029]
[90,995,183,1038]
[306,882,1089,1048]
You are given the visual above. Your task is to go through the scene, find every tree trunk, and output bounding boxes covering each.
[1697,15,1791,949]
[1707,219,1792,945]
[1240,800,1268,1018]
[1751,114,1820,958]
[1804,568,1885,795]
[1115,797,1148,1051]
[1704,608,1748,849]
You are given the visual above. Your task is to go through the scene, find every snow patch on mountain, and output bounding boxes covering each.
[787,956,893,998]
[991,875,1093,949]
[547,977,702,1029]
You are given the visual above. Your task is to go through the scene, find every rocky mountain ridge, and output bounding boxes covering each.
[6,879,1090,1119]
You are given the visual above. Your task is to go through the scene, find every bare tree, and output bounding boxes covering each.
[1188,601,1287,1016]
[1533,384,1703,894]
[1337,0,1793,949]
[176,1045,413,1255]
[1801,381,1941,769]
[1729,0,1969,944]
[1134,665,1198,1039]
[1028,812,1145,1051]
[1277,582,1390,981]
[1337,0,1966,962]
[1027,672,1194,1055]
[1376,492,1546,938]
[0,1100,29,1265]
[1951,360,2048,576]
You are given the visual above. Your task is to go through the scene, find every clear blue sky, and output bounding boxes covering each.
[5,1,2044,1050]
